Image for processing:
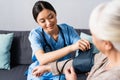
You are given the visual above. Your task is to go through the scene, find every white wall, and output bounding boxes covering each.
[0,0,109,31]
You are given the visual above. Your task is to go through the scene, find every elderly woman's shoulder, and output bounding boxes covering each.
[94,52,107,64]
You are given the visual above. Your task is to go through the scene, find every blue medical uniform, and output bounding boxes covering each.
[27,23,80,80]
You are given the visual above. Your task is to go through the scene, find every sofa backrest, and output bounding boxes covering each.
[0,30,32,67]
[0,29,90,67]
[75,29,91,35]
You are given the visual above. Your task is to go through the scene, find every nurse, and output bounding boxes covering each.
[27,1,90,80]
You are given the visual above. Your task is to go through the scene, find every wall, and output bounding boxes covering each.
[0,0,109,31]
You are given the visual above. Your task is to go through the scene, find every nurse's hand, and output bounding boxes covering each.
[71,39,90,51]
[32,65,50,77]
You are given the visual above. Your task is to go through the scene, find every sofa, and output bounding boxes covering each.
[0,29,90,80]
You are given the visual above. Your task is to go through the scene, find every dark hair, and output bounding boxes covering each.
[32,1,56,22]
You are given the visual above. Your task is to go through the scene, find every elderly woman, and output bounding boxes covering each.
[32,0,120,80]
[65,0,120,80]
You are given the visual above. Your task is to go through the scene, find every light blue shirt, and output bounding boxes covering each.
[27,23,80,80]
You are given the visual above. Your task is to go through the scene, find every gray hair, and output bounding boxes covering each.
[89,0,120,50]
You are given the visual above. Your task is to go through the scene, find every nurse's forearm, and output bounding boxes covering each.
[35,45,75,65]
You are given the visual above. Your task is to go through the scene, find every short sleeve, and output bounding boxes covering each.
[66,24,80,44]
[29,29,44,61]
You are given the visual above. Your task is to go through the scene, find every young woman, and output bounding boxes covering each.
[27,1,90,80]
[31,0,120,80]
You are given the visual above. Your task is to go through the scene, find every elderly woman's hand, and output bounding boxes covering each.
[65,67,77,80]
[32,65,50,77]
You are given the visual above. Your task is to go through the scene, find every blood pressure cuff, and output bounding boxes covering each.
[73,44,98,73]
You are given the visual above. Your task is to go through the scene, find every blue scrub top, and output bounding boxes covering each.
[27,23,80,80]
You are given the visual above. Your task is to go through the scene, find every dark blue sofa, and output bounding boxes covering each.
[0,29,90,80]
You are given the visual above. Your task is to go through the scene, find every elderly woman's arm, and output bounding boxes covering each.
[32,59,73,77]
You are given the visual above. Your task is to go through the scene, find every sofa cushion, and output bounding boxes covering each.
[0,30,32,66]
[0,33,13,70]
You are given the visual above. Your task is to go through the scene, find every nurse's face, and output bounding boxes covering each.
[36,9,57,33]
